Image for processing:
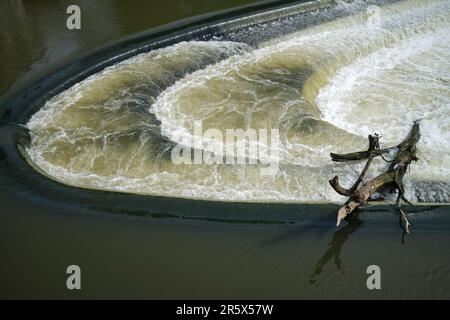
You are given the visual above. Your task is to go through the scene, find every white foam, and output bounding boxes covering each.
[24,0,450,203]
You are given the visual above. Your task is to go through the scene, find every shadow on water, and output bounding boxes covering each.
[309,212,362,284]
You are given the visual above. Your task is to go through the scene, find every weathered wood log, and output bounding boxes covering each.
[330,121,421,231]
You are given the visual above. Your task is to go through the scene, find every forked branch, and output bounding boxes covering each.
[330,121,421,231]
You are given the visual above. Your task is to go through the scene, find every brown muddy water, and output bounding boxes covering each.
[1,0,450,299]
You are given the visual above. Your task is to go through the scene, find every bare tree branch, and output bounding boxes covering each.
[330,122,421,232]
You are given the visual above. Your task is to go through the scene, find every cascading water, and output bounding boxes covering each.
[24,0,450,203]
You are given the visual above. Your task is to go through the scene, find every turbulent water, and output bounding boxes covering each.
[25,0,450,203]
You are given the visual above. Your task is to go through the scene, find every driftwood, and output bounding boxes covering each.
[329,121,421,233]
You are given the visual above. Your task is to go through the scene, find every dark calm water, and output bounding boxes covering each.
[1,0,450,299]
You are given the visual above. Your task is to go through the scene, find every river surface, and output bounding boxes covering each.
[1,0,450,299]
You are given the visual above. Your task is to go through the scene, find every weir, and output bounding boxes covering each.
[0,0,449,222]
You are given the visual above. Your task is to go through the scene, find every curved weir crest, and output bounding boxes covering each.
[21,0,450,203]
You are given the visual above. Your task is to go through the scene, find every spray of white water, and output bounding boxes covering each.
[25,0,450,203]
